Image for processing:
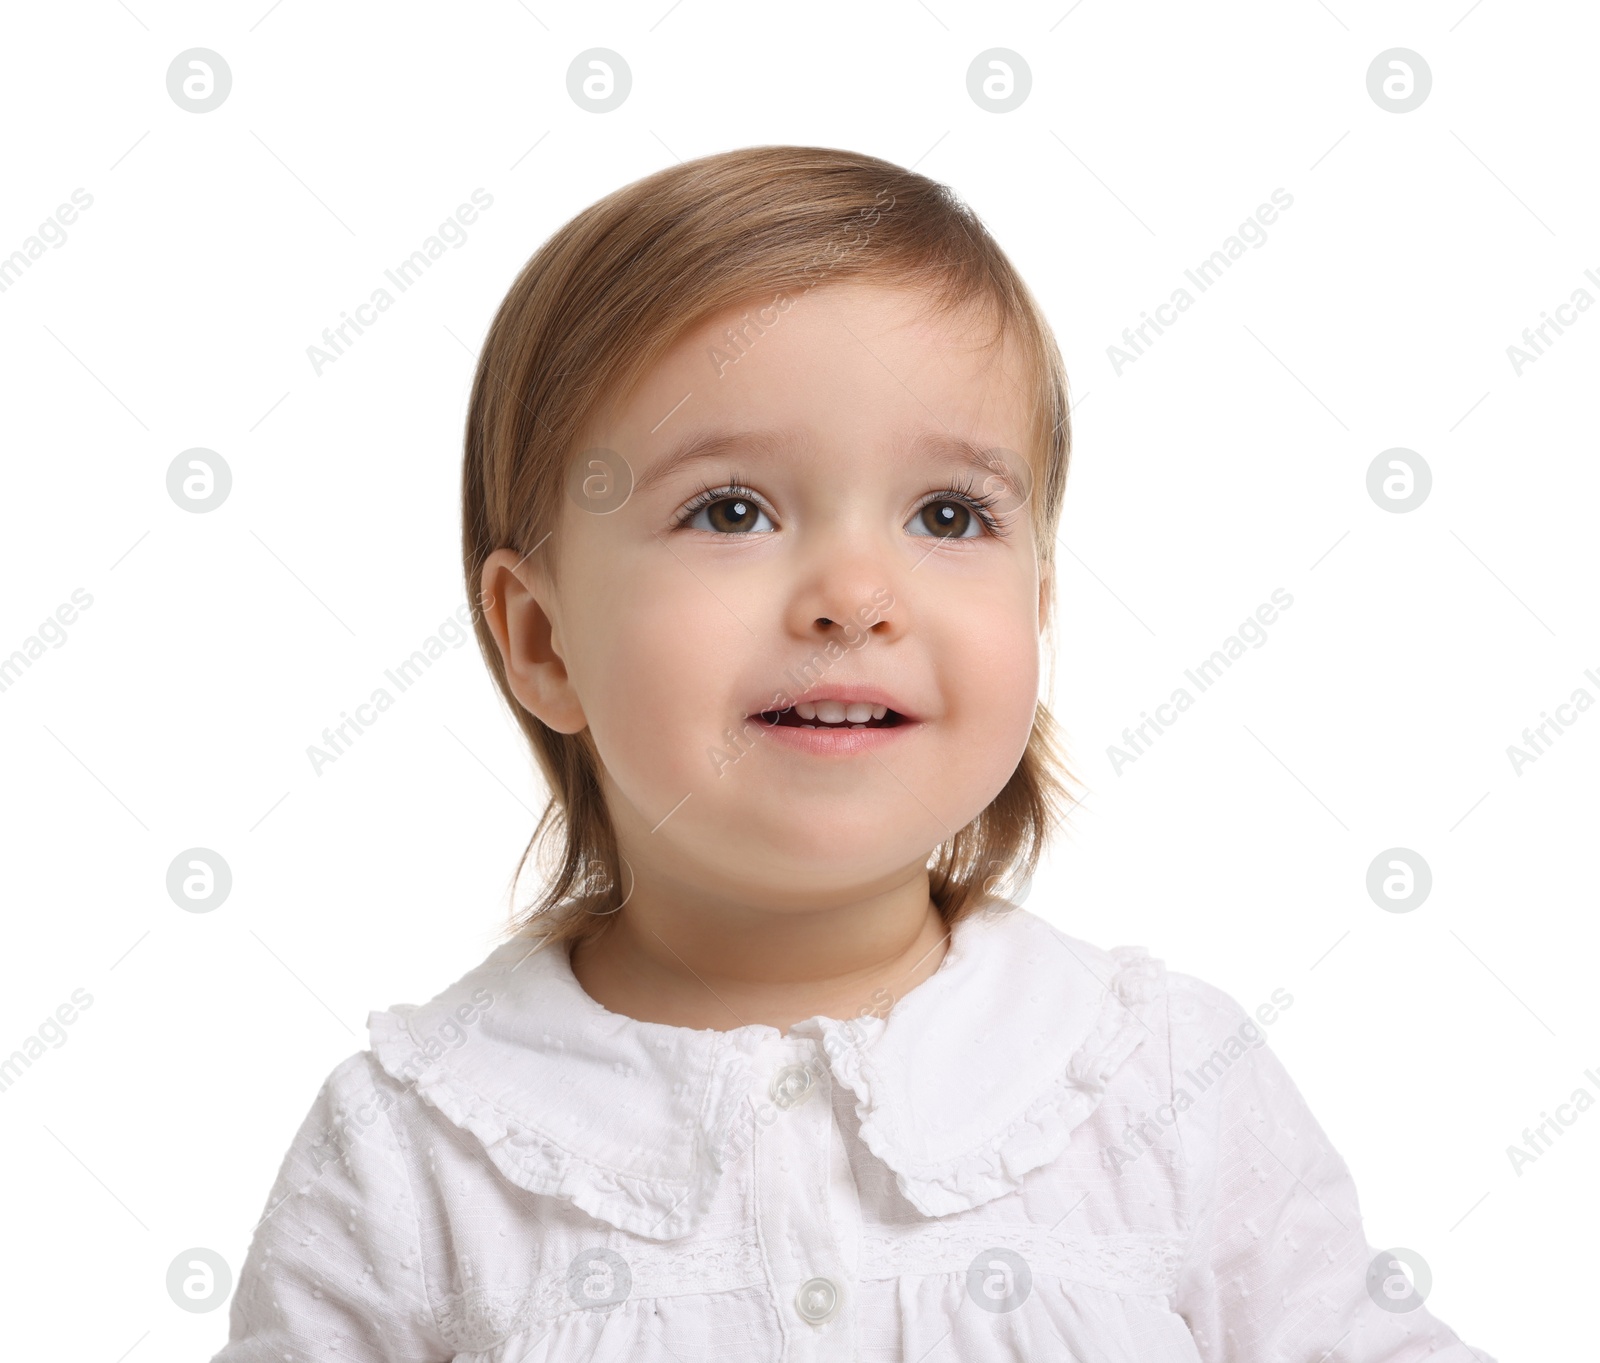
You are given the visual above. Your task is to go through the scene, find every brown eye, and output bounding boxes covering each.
[915,499,974,538]
[708,497,757,532]
[686,494,773,534]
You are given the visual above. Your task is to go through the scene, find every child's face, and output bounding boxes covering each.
[507,281,1048,910]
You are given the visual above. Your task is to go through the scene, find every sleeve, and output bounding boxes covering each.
[210,1051,451,1363]
[1167,976,1498,1363]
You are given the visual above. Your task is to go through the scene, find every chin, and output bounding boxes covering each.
[778,837,930,891]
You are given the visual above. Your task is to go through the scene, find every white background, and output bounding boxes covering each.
[0,1,1592,1357]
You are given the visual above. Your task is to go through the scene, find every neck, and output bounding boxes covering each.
[567,862,950,1033]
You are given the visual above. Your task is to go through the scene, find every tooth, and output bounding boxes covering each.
[815,700,846,724]
[796,702,817,721]
[801,723,816,729]
[849,723,867,729]
[844,703,874,724]
[870,705,887,720]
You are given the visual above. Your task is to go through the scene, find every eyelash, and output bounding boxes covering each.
[674,473,1008,538]
[922,474,1007,537]
[676,474,763,529]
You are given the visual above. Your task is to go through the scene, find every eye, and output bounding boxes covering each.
[908,499,981,539]
[679,487,776,535]
[905,488,1001,539]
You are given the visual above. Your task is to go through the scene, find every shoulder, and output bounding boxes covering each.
[269,1048,415,1207]
[979,905,1166,1001]
[1159,968,1297,1061]
[220,1056,453,1359]
[321,1044,405,1104]
[973,910,1299,1056]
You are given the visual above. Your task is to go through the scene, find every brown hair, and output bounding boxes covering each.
[461,144,1080,951]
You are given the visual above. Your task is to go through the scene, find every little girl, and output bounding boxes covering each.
[214,146,1496,1362]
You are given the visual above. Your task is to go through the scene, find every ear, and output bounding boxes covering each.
[478,547,588,734]
[1037,567,1054,636]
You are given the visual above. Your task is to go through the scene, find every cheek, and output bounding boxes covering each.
[566,561,736,797]
[939,584,1041,762]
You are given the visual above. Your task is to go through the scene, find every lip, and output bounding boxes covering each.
[752,719,921,757]
[747,682,917,723]
[743,681,921,758]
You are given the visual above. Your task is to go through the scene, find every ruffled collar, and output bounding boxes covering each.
[366,905,1165,1240]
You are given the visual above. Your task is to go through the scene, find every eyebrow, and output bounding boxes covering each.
[632,428,799,496]
[632,427,1017,496]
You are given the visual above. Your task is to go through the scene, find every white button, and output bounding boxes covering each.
[770,1062,815,1109]
[794,1275,839,1324]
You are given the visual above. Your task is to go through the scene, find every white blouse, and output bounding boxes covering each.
[212,903,1496,1362]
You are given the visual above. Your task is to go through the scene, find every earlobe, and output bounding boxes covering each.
[479,547,588,734]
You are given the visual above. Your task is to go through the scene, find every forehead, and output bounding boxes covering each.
[605,280,1038,450]
[687,279,1023,376]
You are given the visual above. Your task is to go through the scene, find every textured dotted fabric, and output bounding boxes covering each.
[212,907,1496,1362]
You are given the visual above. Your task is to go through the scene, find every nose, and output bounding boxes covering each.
[785,541,903,646]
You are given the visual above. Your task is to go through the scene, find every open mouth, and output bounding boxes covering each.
[755,703,908,730]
